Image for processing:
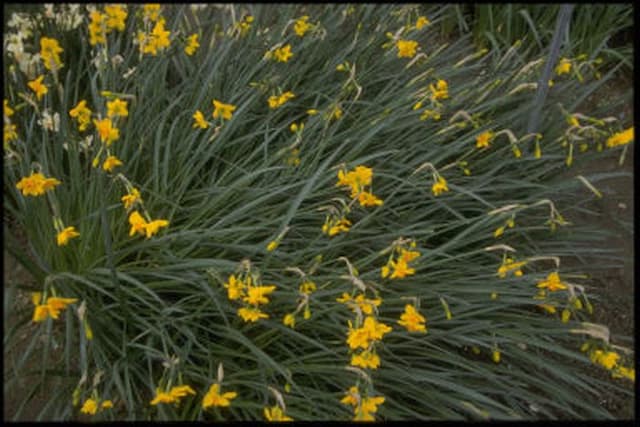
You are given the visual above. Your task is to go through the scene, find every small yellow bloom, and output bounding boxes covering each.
[243,285,276,306]
[224,274,245,300]
[536,272,568,292]
[28,75,48,101]
[202,383,237,409]
[357,191,383,207]
[492,349,501,363]
[16,172,61,197]
[273,44,293,62]
[128,210,148,237]
[69,100,92,132]
[555,58,572,75]
[612,366,635,382]
[106,98,128,118]
[144,219,169,238]
[93,118,120,145]
[561,308,571,323]
[80,398,99,415]
[264,405,293,421]
[192,110,209,129]
[88,11,107,46]
[57,226,80,246]
[150,389,175,405]
[283,313,296,328]
[237,306,269,323]
[212,100,237,120]
[431,175,449,196]
[389,258,415,279]
[396,39,418,58]
[306,108,319,115]
[102,155,123,172]
[4,99,15,117]
[268,92,295,109]
[104,4,127,31]
[121,188,141,209]
[4,123,18,143]
[40,37,64,71]
[266,240,278,251]
[397,304,427,333]
[606,127,634,148]
[101,400,113,409]
[350,349,381,369]
[429,79,449,101]
[476,131,494,149]
[185,33,200,56]
[294,15,311,37]
[143,4,162,22]
[340,386,359,406]
[415,16,430,29]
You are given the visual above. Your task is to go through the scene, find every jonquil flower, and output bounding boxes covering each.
[16,172,61,196]
[191,110,209,129]
[415,16,430,29]
[476,131,494,149]
[104,4,128,32]
[69,100,92,131]
[185,33,200,55]
[396,39,418,58]
[429,79,449,100]
[32,295,78,322]
[212,100,237,120]
[57,226,80,246]
[202,383,237,409]
[28,75,48,100]
[555,58,572,75]
[102,155,123,172]
[606,127,634,148]
[350,349,381,369]
[121,188,141,209]
[93,118,119,145]
[431,175,449,196]
[294,15,311,37]
[536,271,567,292]
[40,36,64,71]
[264,405,293,421]
[150,385,196,406]
[238,306,269,323]
[106,98,128,118]
[273,44,293,62]
[267,91,295,109]
[243,285,276,306]
[398,304,427,333]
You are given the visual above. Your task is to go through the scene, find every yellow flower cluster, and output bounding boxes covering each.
[397,304,427,333]
[150,385,196,406]
[336,165,384,207]
[341,386,385,421]
[128,211,169,239]
[536,271,567,292]
[476,130,494,149]
[266,44,293,62]
[429,79,449,101]
[185,33,200,56]
[233,14,254,37]
[212,99,237,121]
[321,214,352,237]
[555,57,572,75]
[80,398,113,415]
[88,5,128,46]
[431,175,449,196]
[294,15,312,37]
[16,171,61,196]
[396,39,418,58]
[496,257,526,278]
[69,100,92,131]
[264,404,293,421]
[202,383,237,409]
[381,239,421,280]
[137,18,171,56]
[268,91,295,109]
[40,36,64,71]
[605,127,633,148]
[28,75,48,101]
[283,278,317,328]
[31,292,78,322]
[4,100,18,147]
[493,216,515,238]
[223,262,276,323]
